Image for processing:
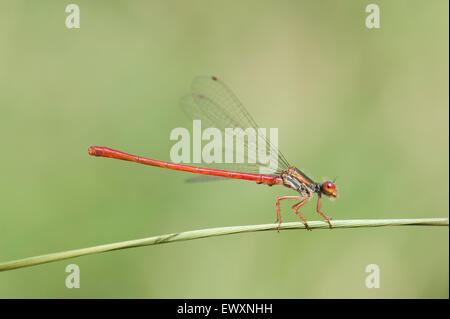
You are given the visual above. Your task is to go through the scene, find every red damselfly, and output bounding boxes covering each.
[89,76,338,230]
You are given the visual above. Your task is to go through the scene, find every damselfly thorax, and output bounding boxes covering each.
[280,167,320,197]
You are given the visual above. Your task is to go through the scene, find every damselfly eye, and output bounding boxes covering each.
[321,181,338,198]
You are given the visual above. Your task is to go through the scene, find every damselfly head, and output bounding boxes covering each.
[321,181,338,198]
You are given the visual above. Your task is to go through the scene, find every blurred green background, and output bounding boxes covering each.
[0,0,448,298]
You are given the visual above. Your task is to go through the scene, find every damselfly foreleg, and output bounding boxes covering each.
[316,193,333,229]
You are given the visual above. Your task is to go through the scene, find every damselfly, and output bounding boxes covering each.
[89,76,338,230]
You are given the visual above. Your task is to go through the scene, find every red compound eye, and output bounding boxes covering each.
[321,181,338,198]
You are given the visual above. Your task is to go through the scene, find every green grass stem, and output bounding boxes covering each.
[0,218,447,272]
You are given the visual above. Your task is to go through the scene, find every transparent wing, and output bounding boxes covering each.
[184,175,230,183]
[180,75,290,175]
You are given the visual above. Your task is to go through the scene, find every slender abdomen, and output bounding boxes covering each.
[88,146,283,186]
